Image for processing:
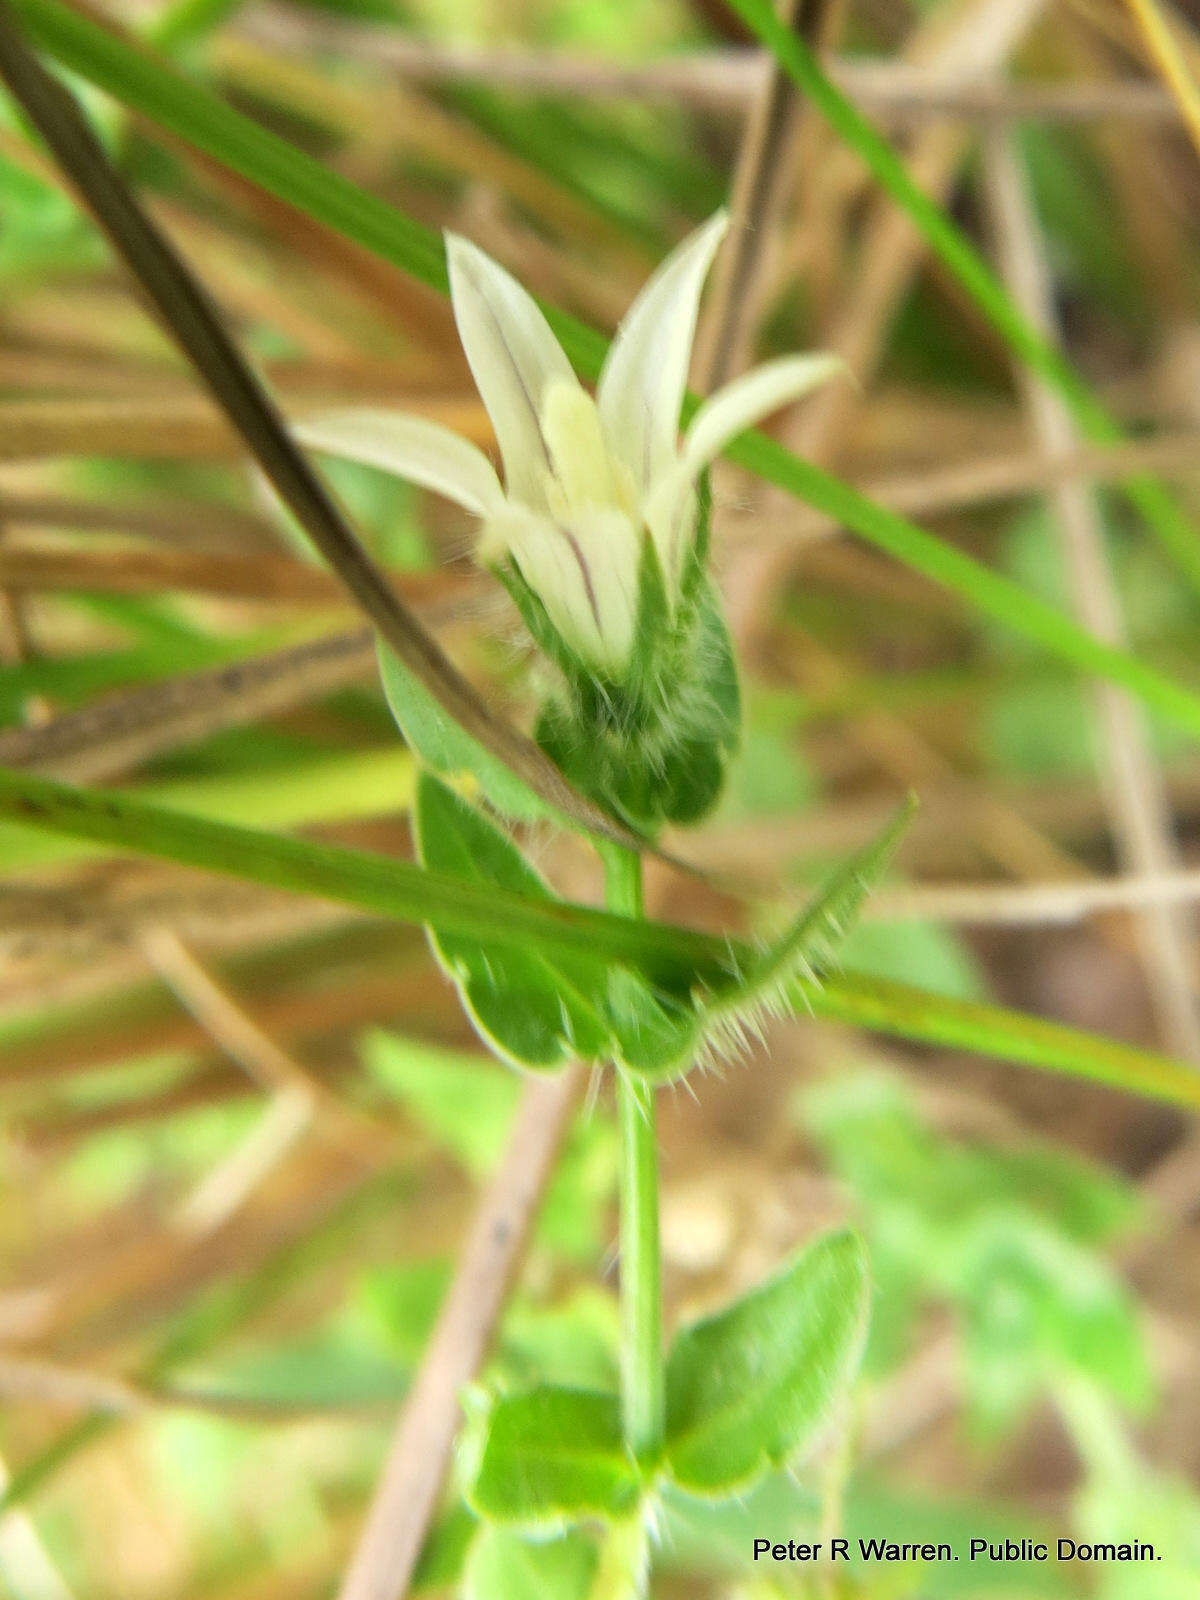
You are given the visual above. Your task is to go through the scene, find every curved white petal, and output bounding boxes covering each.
[294,409,503,519]
[445,232,580,512]
[642,353,844,586]
[541,380,621,513]
[485,505,641,673]
[596,210,729,498]
[677,353,845,481]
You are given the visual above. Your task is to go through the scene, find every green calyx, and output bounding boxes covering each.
[500,476,741,834]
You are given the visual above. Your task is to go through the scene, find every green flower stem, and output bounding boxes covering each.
[604,844,665,1466]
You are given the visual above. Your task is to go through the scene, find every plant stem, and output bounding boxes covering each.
[604,844,665,1464]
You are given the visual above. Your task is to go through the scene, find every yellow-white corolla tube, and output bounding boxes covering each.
[295,211,840,676]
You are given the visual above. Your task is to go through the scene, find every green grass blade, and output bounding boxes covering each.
[721,427,1200,739]
[12,0,1200,746]
[807,971,1200,1110]
[0,764,723,983]
[1,764,1197,1110]
[725,0,1200,596]
[0,747,418,871]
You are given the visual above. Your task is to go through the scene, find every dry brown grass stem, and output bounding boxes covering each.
[871,869,1200,926]
[723,0,1050,640]
[244,9,1183,124]
[0,492,285,553]
[720,426,1200,552]
[984,130,1200,1066]
[142,928,396,1233]
[0,393,490,462]
[0,539,479,609]
[0,626,380,781]
[336,1067,583,1600]
[693,0,827,393]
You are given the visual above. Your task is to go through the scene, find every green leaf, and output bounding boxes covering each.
[464,1527,599,1600]
[0,745,419,875]
[697,798,915,1055]
[4,765,1200,1109]
[468,1386,640,1530]
[663,1229,870,1495]
[18,0,1200,747]
[499,1289,619,1393]
[415,773,700,1078]
[960,1221,1153,1440]
[414,772,609,1070]
[800,1069,1152,1401]
[839,916,987,1002]
[378,644,547,823]
[146,0,246,54]
[357,1259,449,1367]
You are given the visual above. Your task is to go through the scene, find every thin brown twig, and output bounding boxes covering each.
[242,11,1185,123]
[0,626,382,782]
[141,926,326,1101]
[337,1067,583,1600]
[0,870,361,971]
[0,492,287,553]
[870,868,1200,926]
[723,0,1051,639]
[984,130,1200,1066]
[693,0,826,392]
[9,410,1200,603]
[0,539,477,606]
[705,2,1083,889]
[0,959,441,1094]
[173,1083,319,1236]
[787,632,1082,882]
[141,927,393,1236]
[0,391,489,462]
[720,426,1200,557]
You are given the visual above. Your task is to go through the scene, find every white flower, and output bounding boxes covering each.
[295,211,840,675]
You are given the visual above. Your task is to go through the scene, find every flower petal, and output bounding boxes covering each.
[642,353,844,585]
[445,232,580,512]
[486,506,641,673]
[596,210,728,498]
[294,409,504,519]
[677,353,845,481]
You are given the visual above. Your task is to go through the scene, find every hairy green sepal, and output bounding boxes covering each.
[502,478,740,834]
